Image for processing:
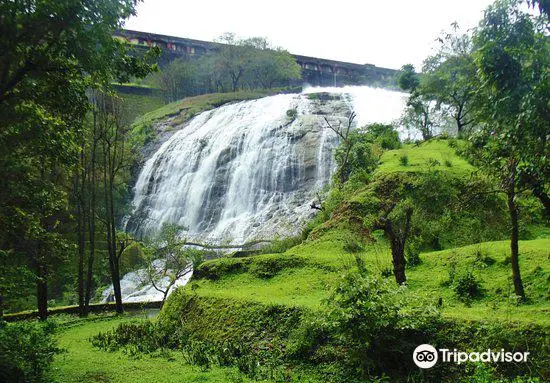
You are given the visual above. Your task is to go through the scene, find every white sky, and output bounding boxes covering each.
[125,0,495,70]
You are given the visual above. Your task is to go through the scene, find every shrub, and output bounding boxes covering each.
[322,273,440,376]
[399,154,409,166]
[248,255,305,279]
[426,157,441,167]
[474,249,496,268]
[444,159,453,167]
[454,271,483,300]
[443,256,458,286]
[342,240,363,253]
[405,244,421,266]
[364,123,401,150]
[380,267,393,278]
[0,321,59,383]
[286,108,297,119]
[90,320,173,353]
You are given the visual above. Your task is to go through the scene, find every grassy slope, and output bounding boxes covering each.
[189,140,549,325]
[192,236,549,325]
[133,91,274,128]
[377,139,475,175]
[52,313,256,383]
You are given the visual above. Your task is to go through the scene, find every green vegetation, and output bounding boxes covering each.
[114,87,165,125]
[146,33,301,102]
[377,140,474,175]
[113,131,545,380]
[0,321,58,383]
[52,313,256,383]
[0,0,158,319]
[189,236,550,324]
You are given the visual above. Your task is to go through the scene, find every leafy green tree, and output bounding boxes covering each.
[421,25,477,136]
[0,0,157,318]
[150,58,199,102]
[400,93,438,140]
[143,224,205,304]
[243,38,301,89]
[324,112,358,185]
[468,0,549,300]
[214,33,253,92]
[143,34,300,97]
[396,64,419,91]
[363,123,401,150]
[397,64,437,140]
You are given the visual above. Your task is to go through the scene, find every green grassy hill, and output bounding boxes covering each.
[376,139,475,175]
[191,236,549,325]
[151,138,548,381]
[186,139,548,324]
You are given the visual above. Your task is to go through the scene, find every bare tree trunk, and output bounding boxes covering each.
[75,168,85,316]
[35,253,48,320]
[84,110,98,315]
[421,109,432,140]
[110,119,123,315]
[103,136,123,314]
[382,207,413,285]
[507,161,525,301]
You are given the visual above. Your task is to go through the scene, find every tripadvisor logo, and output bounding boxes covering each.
[413,344,530,369]
[413,344,438,368]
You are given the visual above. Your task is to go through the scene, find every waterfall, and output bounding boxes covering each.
[107,86,406,303]
[126,86,407,244]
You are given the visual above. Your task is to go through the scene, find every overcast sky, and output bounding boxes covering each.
[125,0,495,70]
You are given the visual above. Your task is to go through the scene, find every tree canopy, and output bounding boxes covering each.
[0,0,157,318]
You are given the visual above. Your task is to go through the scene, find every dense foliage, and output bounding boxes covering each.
[0,321,59,383]
[0,0,157,318]
[148,34,301,102]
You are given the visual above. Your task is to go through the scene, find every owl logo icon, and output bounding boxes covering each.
[413,344,438,368]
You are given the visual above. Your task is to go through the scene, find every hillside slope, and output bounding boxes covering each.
[182,139,549,325]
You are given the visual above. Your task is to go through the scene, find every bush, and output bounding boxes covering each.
[380,267,393,278]
[248,255,305,279]
[405,243,421,266]
[342,240,363,253]
[322,273,440,377]
[364,123,401,150]
[454,271,483,300]
[90,320,173,353]
[0,321,59,383]
[474,249,496,268]
[399,154,409,166]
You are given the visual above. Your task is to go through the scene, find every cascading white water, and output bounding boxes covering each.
[125,86,407,244]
